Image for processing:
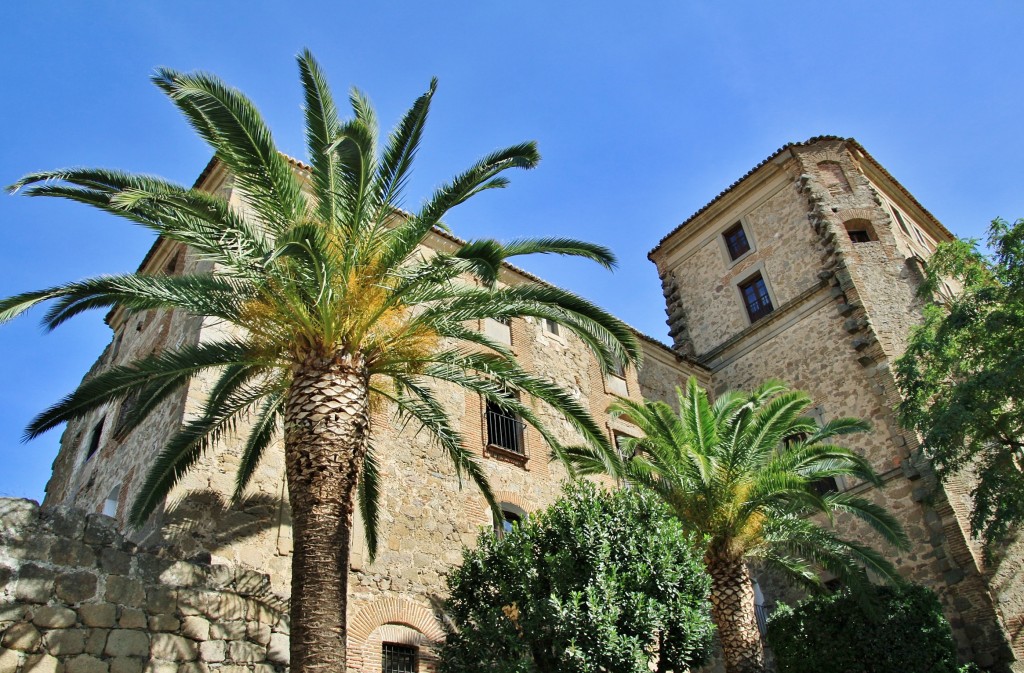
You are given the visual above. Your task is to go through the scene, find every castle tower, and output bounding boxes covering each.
[649,136,1022,669]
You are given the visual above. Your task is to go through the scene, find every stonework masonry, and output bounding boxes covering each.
[3,137,1022,672]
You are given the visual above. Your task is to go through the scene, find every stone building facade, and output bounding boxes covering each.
[4,137,1023,671]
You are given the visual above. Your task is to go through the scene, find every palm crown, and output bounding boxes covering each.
[2,50,641,673]
[576,377,908,673]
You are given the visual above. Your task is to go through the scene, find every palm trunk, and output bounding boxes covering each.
[284,352,370,673]
[706,553,765,673]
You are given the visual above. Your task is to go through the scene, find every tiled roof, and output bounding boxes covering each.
[649,136,954,258]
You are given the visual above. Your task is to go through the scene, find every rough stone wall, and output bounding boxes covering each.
[0,498,290,673]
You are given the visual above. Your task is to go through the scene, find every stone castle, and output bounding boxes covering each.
[2,136,1022,672]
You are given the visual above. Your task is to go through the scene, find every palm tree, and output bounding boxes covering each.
[1,51,641,673]
[574,377,908,673]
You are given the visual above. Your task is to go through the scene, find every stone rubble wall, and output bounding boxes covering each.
[0,499,290,673]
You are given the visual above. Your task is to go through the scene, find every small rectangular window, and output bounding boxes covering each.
[103,484,121,518]
[543,318,560,336]
[723,222,751,260]
[848,230,872,243]
[891,207,911,236]
[810,477,839,496]
[739,273,774,323]
[485,396,525,455]
[85,418,105,461]
[382,643,417,673]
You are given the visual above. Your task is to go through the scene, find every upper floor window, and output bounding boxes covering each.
[85,418,105,462]
[102,484,121,518]
[485,396,525,455]
[483,317,512,346]
[543,318,560,336]
[844,219,877,243]
[739,273,774,323]
[382,643,416,673]
[723,222,751,261]
[890,207,911,236]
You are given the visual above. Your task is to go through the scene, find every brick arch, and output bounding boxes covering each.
[802,149,845,165]
[349,597,445,642]
[492,490,533,515]
[835,208,878,223]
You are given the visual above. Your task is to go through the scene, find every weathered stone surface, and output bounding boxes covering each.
[49,541,96,569]
[226,641,264,663]
[32,606,77,629]
[104,577,144,608]
[149,635,196,662]
[109,657,144,673]
[16,564,56,604]
[77,604,116,629]
[0,605,26,624]
[83,630,109,657]
[207,622,244,642]
[65,654,109,673]
[245,622,270,646]
[103,631,149,658]
[25,653,61,673]
[42,628,87,656]
[0,499,39,531]
[142,662,176,673]
[176,663,208,673]
[55,571,98,604]
[178,618,209,642]
[82,515,118,547]
[98,549,130,576]
[250,665,275,673]
[158,563,204,588]
[147,616,179,633]
[2,622,41,652]
[143,588,175,616]
[266,633,289,664]
[116,610,146,631]
[197,641,224,663]
[0,647,20,673]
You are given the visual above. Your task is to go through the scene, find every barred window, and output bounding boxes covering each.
[382,642,416,673]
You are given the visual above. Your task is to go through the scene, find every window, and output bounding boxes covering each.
[610,358,626,378]
[114,390,140,439]
[102,484,121,518]
[844,219,876,243]
[891,207,911,236]
[85,418,105,461]
[810,477,839,496]
[483,317,512,346]
[382,643,416,673]
[543,318,560,336]
[723,222,751,261]
[485,396,525,454]
[738,273,774,323]
[848,230,872,243]
[494,508,522,538]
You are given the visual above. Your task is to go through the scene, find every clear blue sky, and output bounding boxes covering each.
[2,2,1022,501]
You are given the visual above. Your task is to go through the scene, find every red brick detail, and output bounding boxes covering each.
[349,597,445,642]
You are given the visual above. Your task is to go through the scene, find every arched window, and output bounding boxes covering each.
[494,502,527,538]
[844,218,877,243]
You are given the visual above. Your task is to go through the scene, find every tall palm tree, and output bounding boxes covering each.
[573,377,907,673]
[1,51,641,673]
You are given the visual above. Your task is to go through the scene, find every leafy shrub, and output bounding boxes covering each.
[437,481,715,673]
[767,583,960,673]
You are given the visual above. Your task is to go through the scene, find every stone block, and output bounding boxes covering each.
[207,622,244,641]
[179,617,210,642]
[216,666,249,673]
[109,658,144,673]
[44,508,86,539]
[82,515,119,547]
[0,606,26,624]
[206,566,233,589]
[150,635,197,662]
[177,663,208,673]
[105,577,145,609]
[215,594,246,622]
[251,665,276,673]
[117,610,146,631]
[134,555,170,583]
[1,622,41,652]
[266,633,289,664]
[158,563,204,588]
[65,654,109,673]
[16,564,56,604]
[32,607,77,629]
[49,541,96,569]
[104,631,149,658]
[233,571,269,596]
[197,641,224,663]
[147,616,179,633]
[245,622,271,646]
[98,549,131,576]
[142,662,176,673]
[55,571,98,604]
[24,653,61,673]
[226,641,264,663]
[77,605,116,629]
[6,534,54,562]
[42,629,87,656]
[83,630,108,657]
[144,588,176,616]
[0,647,20,673]
[0,499,39,532]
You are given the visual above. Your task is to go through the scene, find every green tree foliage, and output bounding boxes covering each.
[571,377,908,673]
[1,52,640,673]
[767,584,959,673]
[437,481,715,673]
[896,217,1024,546]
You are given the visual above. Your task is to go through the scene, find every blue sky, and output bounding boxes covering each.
[2,2,1022,501]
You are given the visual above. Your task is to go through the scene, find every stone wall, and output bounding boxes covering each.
[0,499,290,673]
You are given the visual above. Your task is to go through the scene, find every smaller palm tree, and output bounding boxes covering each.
[573,377,908,673]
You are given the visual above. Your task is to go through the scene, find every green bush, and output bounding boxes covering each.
[437,481,715,673]
[767,583,960,673]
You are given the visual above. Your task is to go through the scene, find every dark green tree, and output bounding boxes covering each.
[1,52,641,673]
[895,217,1024,547]
[767,584,959,673]
[438,481,715,673]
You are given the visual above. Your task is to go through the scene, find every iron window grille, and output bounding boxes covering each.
[382,643,416,673]
[739,273,774,322]
[485,399,526,455]
[723,222,751,260]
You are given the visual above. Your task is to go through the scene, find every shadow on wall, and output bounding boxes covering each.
[0,497,290,673]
